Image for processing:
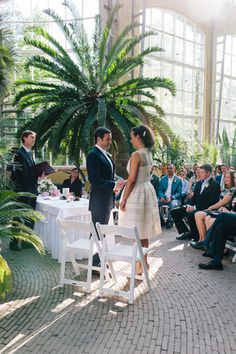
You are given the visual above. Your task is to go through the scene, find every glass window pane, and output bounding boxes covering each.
[162,90,172,112]
[172,116,183,136]
[224,54,231,76]
[174,38,184,62]
[83,18,96,41]
[174,65,183,89]
[226,36,232,54]
[164,12,174,34]
[48,0,66,19]
[184,68,193,92]
[175,16,184,38]
[185,41,194,65]
[83,0,99,18]
[163,33,173,59]
[233,38,236,56]
[173,91,183,114]
[142,7,205,146]
[195,44,204,67]
[185,23,194,42]
[163,62,172,79]
[232,56,236,77]
[183,92,193,115]
[216,50,223,62]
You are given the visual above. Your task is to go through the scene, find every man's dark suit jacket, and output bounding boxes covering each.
[189,177,221,210]
[86,146,115,224]
[14,146,38,195]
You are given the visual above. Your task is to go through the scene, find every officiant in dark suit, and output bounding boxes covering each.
[86,127,123,267]
[10,130,38,250]
[171,164,221,241]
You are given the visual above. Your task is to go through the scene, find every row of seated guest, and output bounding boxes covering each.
[176,168,236,270]
[157,162,236,230]
[194,170,235,242]
[62,168,83,197]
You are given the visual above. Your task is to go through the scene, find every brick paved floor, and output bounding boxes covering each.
[0,228,236,354]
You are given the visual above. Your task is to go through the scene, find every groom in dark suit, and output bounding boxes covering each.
[171,164,221,241]
[87,127,117,224]
[86,127,121,267]
[10,130,38,250]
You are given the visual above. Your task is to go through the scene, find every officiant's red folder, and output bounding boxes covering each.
[31,161,55,177]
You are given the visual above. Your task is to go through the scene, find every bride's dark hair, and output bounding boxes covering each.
[131,125,155,149]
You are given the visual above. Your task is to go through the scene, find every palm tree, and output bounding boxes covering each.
[0,15,18,102]
[14,1,176,175]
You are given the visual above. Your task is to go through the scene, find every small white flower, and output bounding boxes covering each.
[38,178,56,194]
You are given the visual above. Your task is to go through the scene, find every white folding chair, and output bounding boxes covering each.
[59,220,103,292]
[96,222,151,304]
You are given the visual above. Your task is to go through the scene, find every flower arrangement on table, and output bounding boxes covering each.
[38,178,60,197]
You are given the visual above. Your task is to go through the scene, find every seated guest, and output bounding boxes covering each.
[171,164,221,241]
[215,163,229,191]
[159,163,182,229]
[187,166,201,201]
[213,164,221,179]
[192,170,235,245]
[150,165,160,199]
[62,168,82,197]
[198,211,236,270]
[178,169,189,205]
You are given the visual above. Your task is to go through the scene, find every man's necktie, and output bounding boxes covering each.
[28,151,35,165]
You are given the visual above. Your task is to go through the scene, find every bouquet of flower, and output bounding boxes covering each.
[38,178,58,195]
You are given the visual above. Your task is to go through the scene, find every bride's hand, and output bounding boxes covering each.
[119,199,126,211]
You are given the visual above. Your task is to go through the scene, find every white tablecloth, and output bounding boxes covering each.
[34,197,91,261]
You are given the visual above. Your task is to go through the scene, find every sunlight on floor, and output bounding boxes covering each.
[51,298,75,313]
[168,244,185,252]
[0,296,40,319]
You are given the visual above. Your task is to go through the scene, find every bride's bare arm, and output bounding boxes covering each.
[119,152,141,211]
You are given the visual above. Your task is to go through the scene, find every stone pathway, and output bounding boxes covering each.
[0,228,236,354]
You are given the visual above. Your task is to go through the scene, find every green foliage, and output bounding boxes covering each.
[0,189,45,298]
[154,135,187,170]
[0,255,12,298]
[14,1,176,165]
[0,15,18,102]
[218,127,236,166]
[188,141,219,165]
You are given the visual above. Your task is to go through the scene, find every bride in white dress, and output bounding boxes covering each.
[118,125,161,274]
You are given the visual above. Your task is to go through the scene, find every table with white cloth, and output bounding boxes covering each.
[34,197,91,261]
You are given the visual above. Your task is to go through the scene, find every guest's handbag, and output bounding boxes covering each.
[31,161,55,177]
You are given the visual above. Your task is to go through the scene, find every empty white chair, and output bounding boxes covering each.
[59,220,102,292]
[96,222,151,304]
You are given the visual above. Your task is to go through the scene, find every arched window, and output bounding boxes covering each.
[215,35,236,142]
[142,8,205,144]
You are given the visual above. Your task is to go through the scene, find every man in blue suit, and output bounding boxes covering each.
[86,127,122,268]
[159,164,182,228]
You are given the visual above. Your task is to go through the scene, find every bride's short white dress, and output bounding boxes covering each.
[118,148,161,240]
